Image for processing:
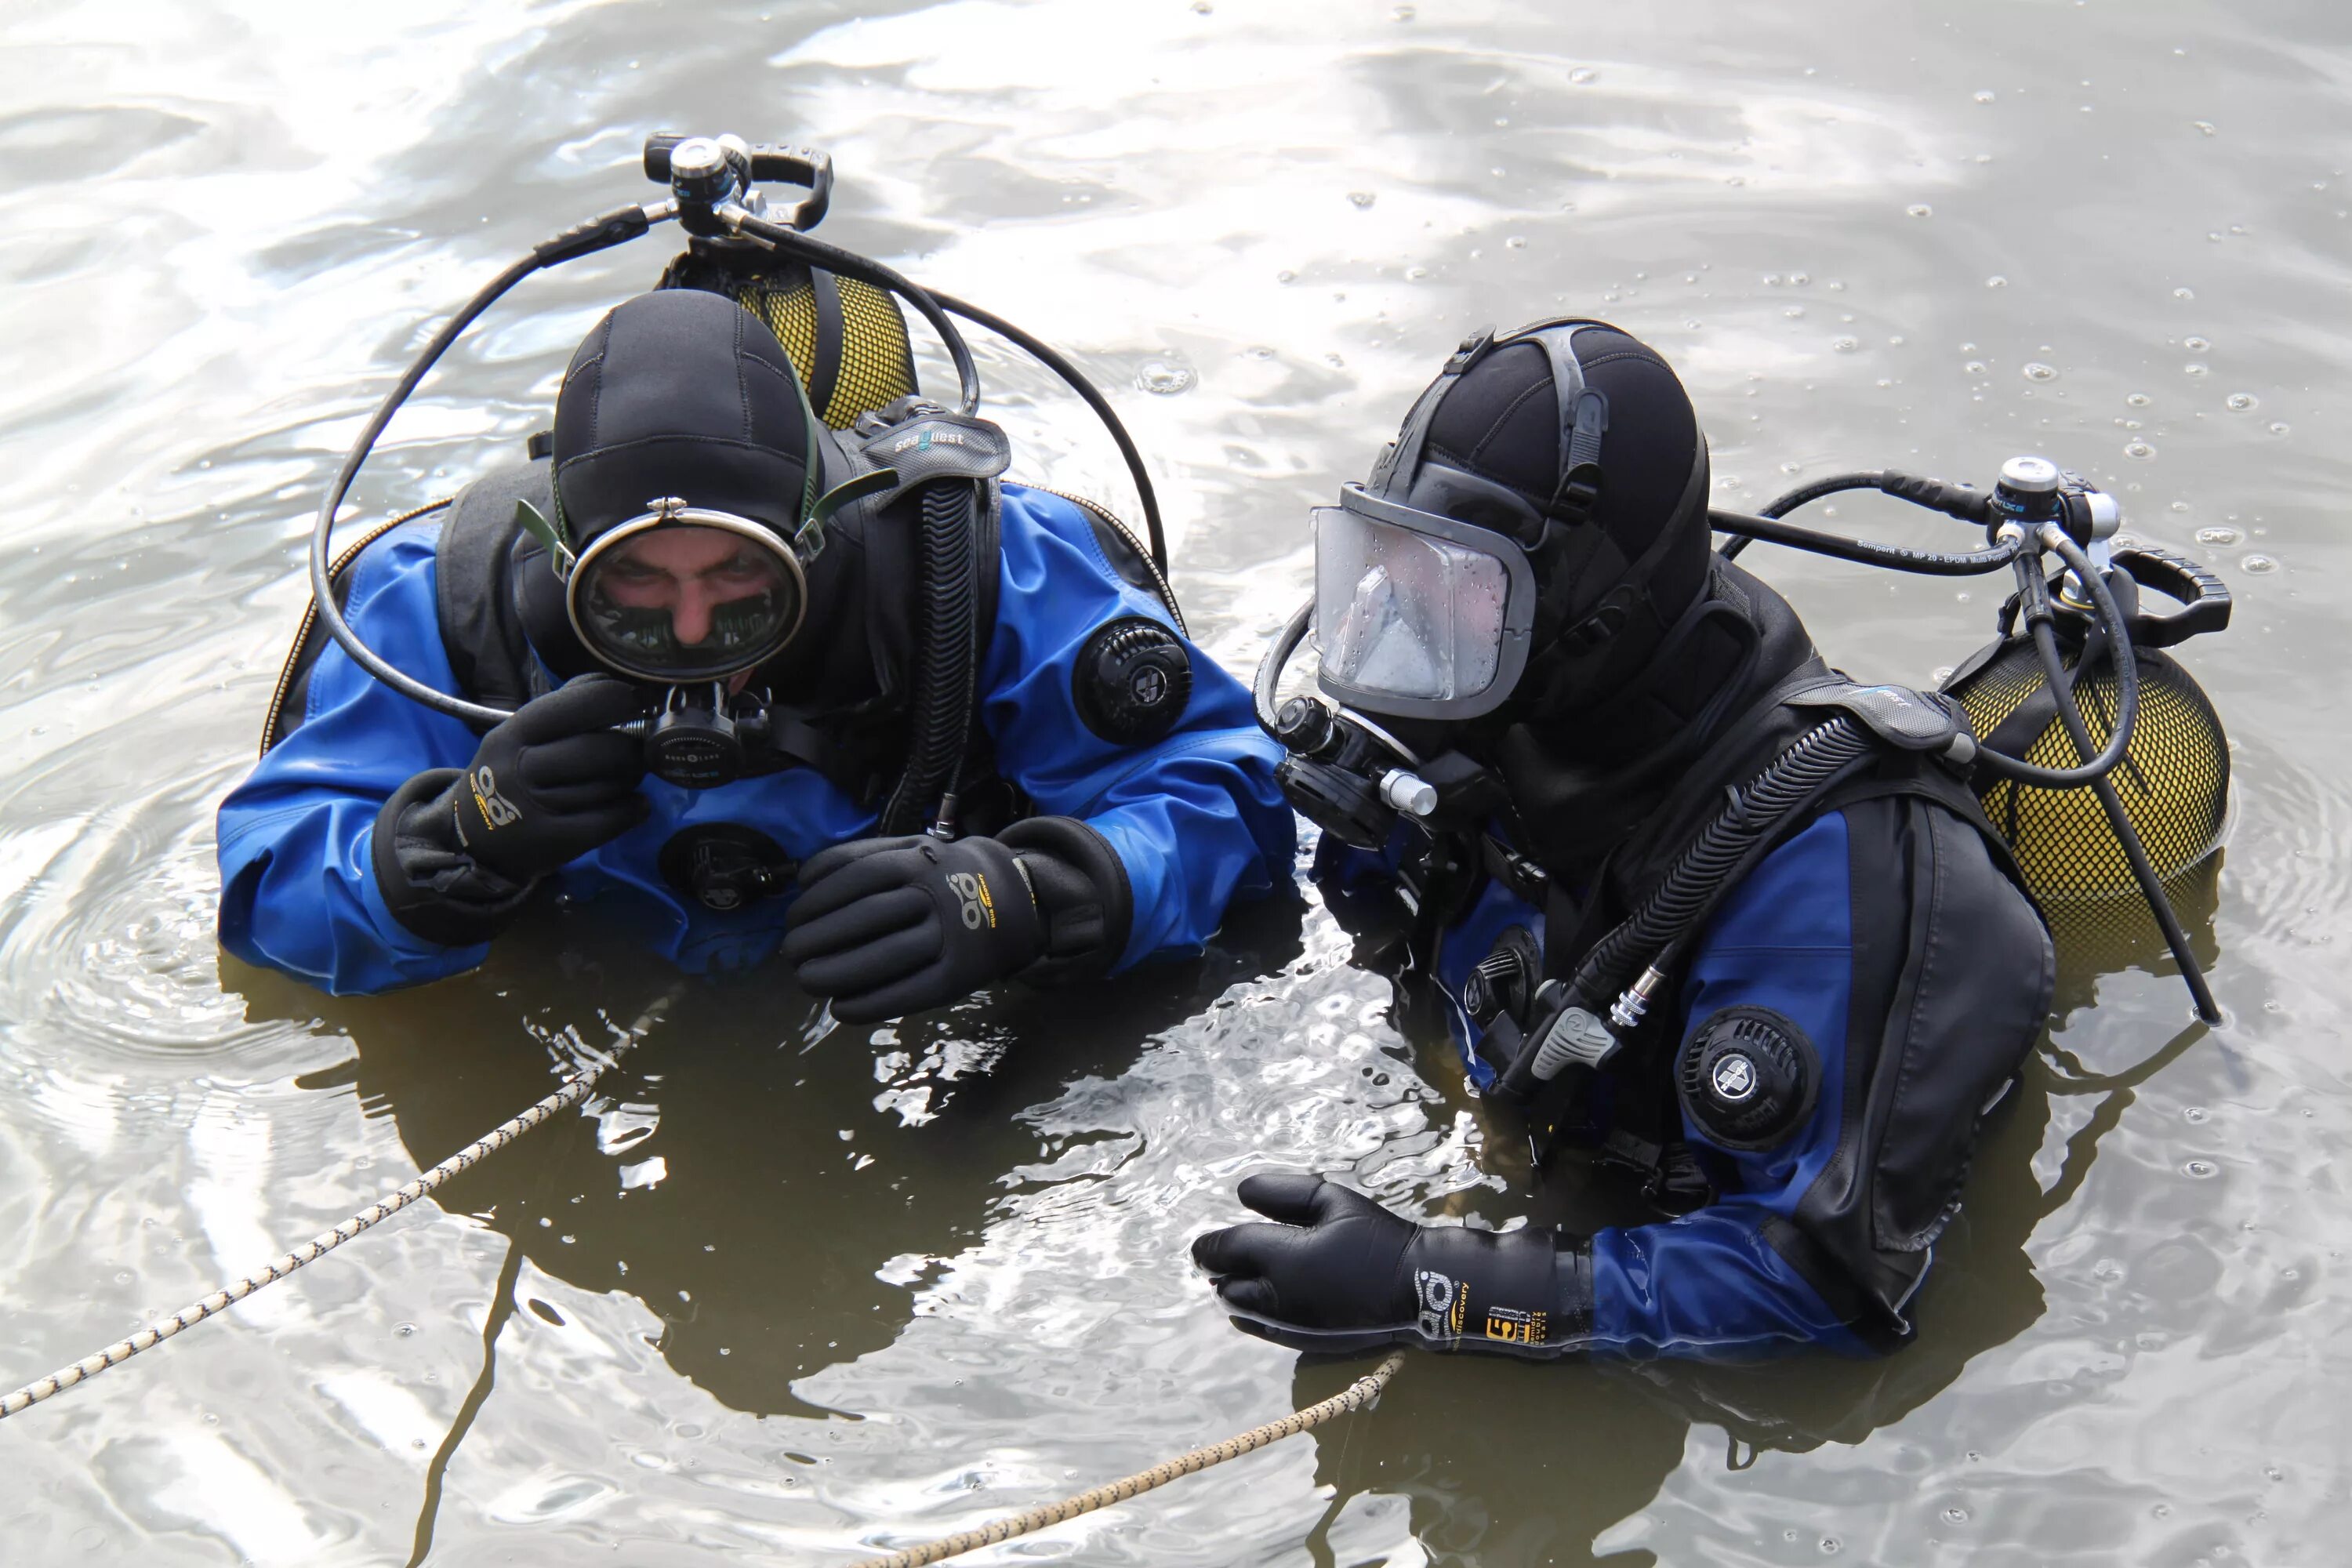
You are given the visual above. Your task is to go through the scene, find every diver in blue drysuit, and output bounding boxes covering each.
[1193,319,2053,1359]
[218,286,1291,1007]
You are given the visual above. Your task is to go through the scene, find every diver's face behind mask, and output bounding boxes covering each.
[1311,484,1536,720]
[569,503,805,683]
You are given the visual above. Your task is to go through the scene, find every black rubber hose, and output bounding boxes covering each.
[1724,470,1994,561]
[308,205,661,728]
[310,252,547,729]
[1721,471,1883,561]
[1973,540,2140,789]
[1254,601,1315,735]
[1708,508,2023,575]
[879,481,979,836]
[931,289,1167,576]
[728,209,981,417]
[2010,538,2220,1024]
[1570,715,1878,1004]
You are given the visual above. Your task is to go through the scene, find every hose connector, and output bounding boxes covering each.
[1610,965,1668,1033]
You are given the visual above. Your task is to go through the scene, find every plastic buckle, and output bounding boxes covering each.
[1446,326,1497,375]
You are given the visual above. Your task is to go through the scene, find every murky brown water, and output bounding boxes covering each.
[3,1,2348,1563]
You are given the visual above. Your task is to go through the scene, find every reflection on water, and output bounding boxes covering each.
[3,1,2350,1564]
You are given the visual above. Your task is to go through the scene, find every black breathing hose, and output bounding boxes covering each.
[1707,508,2023,575]
[879,481,980,837]
[726,208,982,418]
[310,252,554,730]
[308,204,666,728]
[2013,532,2221,1023]
[1722,470,1994,561]
[1570,715,1880,1007]
[1254,602,1316,735]
[931,289,1167,575]
[1971,540,2141,789]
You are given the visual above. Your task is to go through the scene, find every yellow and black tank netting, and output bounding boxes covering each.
[1947,637,2230,903]
[737,274,919,430]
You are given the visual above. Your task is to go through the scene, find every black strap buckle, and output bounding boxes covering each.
[1597,1129,1716,1215]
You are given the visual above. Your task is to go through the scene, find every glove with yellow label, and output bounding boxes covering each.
[783,833,1048,1024]
[1190,1174,1592,1358]
[372,674,649,946]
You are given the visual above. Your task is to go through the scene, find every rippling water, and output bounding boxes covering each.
[3,2,2348,1563]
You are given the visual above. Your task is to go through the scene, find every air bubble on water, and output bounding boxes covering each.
[2197,527,2240,545]
[2123,440,2156,459]
[2268,421,2290,436]
[1790,271,1809,285]
[1348,191,1375,209]
[2023,362,2057,381]
[1505,235,1527,249]
[1833,336,1860,352]
[1276,270,1296,284]
[1393,3,1415,18]
[1943,1507,1970,1523]
[1137,359,1195,396]
[2184,1160,2218,1178]
[1570,67,1597,84]
[1787,306,1807,318]
[1965,361,1987,376]
[2192,121,2216,136]
[1986,275,2009,289]
[1404,265,1428,281]
[1820,1541,1842,1556]
[2224,392,2257,411]
[2184,336,2212,351]
[1907,204,1933,218]
[1973,89,1996,103]
[394,1322,418,1338]
[2126,392,2151,407]
[2241,554,2277,572]
[2174,286,2195,300]
[2183,362,2208,377]
[2185,1107,2210,1123]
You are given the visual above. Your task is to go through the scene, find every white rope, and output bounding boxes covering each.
[1,1007,661,1421]
[844,1351,1407,1568]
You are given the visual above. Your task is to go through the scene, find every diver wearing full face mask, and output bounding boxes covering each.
[1193,319,2055,1359]
[218,285,1293,1007]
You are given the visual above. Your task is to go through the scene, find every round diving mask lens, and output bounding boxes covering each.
[1311,504,1512,706]
[568,512,806,683]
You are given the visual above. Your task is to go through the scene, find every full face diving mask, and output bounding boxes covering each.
[540,496,815,684]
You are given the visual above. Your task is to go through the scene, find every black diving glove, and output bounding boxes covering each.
[372,674,650,945]
[1190,1174,1592,1358]
[782,816,1132,1024]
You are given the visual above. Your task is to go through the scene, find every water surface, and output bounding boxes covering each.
[2,2,2347,1563]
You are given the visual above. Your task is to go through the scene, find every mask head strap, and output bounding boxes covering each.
[1368,326,1498,499]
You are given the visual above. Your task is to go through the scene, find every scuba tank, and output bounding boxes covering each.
[1943,540,2232,902]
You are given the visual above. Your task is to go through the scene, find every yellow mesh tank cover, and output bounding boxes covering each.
[1947,639,2230,903]
[737,274,919,430]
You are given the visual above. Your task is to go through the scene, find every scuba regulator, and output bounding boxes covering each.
[303,132,1168,797]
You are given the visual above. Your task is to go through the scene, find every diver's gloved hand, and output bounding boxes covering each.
[783,833,1046,1024]
[371,674,650,946]
[443,673,652,880]
[1190,1174,1592,1357]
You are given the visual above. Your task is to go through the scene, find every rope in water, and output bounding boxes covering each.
[844,1349,1407,1568]
[0,1011,659,1421]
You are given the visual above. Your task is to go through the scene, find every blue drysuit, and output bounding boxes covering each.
[1319,781,2050,1359]
[220,484,1294,995]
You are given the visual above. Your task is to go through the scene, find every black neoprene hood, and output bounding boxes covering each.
[550,288,815,550]
[1406,321,1712,644]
